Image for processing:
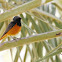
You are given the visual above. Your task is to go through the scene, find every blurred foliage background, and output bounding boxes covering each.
[0,0,62,62]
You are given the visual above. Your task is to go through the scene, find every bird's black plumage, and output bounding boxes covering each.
[2,16,21,37]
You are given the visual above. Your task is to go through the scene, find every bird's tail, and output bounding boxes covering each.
[0,34,7,40]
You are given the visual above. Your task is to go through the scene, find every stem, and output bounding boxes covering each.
[0,22,6,38]
[0,0,41,22]
[0,0,6,3]
[45,0,53,3]
[31,9,62,23]
[52,2,62,10]
[36,49,62,62]
[0,29,62,51]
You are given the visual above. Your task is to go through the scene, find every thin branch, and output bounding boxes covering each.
[0,29,62,51]
[36,48,62,62]
[45,0,53,3]
[31,9,62,23]
[0,22,6,38]
[0,0,41,22]
[0,0,6,3]
[52,2,62,11]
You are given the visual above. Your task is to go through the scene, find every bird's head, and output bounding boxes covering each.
[13,16,21,23]
[13,16,21,26]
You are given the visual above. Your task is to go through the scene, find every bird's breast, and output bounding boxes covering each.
[7,23,21,35]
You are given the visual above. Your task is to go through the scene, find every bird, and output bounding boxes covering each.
[0,16,22,40]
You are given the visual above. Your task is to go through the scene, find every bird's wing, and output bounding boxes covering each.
[2,22,16,37]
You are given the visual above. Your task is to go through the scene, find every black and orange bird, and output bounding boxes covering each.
[0,16,21,40]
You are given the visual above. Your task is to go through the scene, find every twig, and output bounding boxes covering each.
[0,0,41,22]
[0,29,62,51]
[31,9,62,23]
